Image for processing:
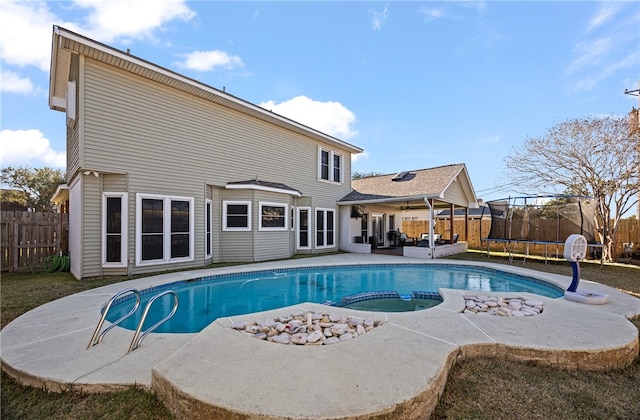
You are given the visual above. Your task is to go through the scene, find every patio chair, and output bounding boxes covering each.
[417,233,440,247]
[442,234,459,244]
[399,232,415,246]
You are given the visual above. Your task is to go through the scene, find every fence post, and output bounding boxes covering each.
[12,217,19,272]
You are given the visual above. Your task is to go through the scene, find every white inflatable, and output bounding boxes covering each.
[564,289,609,304]
[563,234,608,304]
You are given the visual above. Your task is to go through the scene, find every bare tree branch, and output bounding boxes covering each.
[504,115,639,261]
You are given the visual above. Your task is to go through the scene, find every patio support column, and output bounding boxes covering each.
[464,207,469,242]
[449,203,454,242]
[424,197,435,258]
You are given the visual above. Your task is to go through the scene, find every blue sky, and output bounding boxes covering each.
[1,1,638,202]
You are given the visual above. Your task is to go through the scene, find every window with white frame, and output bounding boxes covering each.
[102,192,127,267]
[136,194,194,265]
[315,208,335,248]
[297,207,310,249]
[223,201,251,231]
[318,147,343,183]
[205,199,212,258]
[259,202,287,231]
[290,207,295,231]
[333,153,342,183]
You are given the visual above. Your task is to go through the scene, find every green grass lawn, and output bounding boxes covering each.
[1,253,639,419]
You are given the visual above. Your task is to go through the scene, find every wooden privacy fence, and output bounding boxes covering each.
[1,211,69,272]
[402,219,492,248]
[402,218,640,258]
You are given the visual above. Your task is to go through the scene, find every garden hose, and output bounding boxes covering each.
[41,254,71,273]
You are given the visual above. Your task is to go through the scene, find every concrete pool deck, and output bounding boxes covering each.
[2,254,639,419]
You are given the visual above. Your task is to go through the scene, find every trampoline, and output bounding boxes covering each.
[480,195,604,264]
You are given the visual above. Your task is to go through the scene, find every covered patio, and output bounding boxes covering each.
[338,164,479,259]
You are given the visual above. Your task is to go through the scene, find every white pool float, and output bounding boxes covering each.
[563,234,608,305]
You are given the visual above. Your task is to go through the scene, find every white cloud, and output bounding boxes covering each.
[566,37,612,74]
[566,3,638,92]
[420,7,446,20]
[0,0,194,72]
[371,4,389,30]
[259,96,358,140]
[587,2,623,32]
[351,150,368,163]
[0,71,35,93]
[0,129,66,168]
[0,1,62,71]
[175,50,244,72]
[75,0,195,42]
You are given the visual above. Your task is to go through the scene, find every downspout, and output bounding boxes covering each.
[424,197,435,259]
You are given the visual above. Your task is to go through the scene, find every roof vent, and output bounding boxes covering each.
[391,171,410,181]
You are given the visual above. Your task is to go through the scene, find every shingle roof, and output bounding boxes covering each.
[340,164,466,202]
[437,205,490,217]
[226,180,302,196]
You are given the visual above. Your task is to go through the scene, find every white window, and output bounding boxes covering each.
[259,202,287,231]
[102,192,128,267]
[223,201,251,231]
[205,199,213,259]
[318,147,343,183]
[315,208,335,248]
[297,207,310,249]
[135,194,194,266]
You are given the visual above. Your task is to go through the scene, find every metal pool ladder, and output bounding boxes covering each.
[86,288,179,354]
[127,290,178,353]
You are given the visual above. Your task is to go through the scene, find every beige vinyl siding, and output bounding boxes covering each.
[68,176,82,279]
[253,191,294,261]
[210,186,222,262]
[220,190,254,262]
[67,54,81,178]
[442,177,469,208]
[81,174,103,278]
[82,60,353,200]
[102,174,127,191]
[254,230,290,261]
[76,59,354,274]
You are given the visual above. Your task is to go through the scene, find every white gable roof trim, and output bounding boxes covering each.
[338,193,444,206]
[225,183,302,197]
[49,26,363,155]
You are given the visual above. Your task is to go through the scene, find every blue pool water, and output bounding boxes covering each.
[106,264,564,333]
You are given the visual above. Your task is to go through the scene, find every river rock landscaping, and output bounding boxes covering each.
[462,294,544,317]
[231,311,386,345]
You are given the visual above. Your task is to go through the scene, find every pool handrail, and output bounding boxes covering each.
[87,288,141,349]
[127,290,179,354]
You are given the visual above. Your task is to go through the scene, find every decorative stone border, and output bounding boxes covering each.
[462,294,544,317]
[231,311,386,345]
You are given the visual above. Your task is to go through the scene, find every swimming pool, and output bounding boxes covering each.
[106,264,564,333]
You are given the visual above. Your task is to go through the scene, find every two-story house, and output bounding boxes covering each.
[49,26,363,280]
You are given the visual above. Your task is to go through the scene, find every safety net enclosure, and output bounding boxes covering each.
[483,195,598,244]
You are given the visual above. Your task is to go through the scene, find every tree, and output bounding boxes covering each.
[352,171,383,179]
[505,115,640,262]
[0,166,65,212]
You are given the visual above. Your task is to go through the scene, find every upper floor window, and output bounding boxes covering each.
[223,201,251,231]
[318,147,343,183]
[259,202,287,231]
